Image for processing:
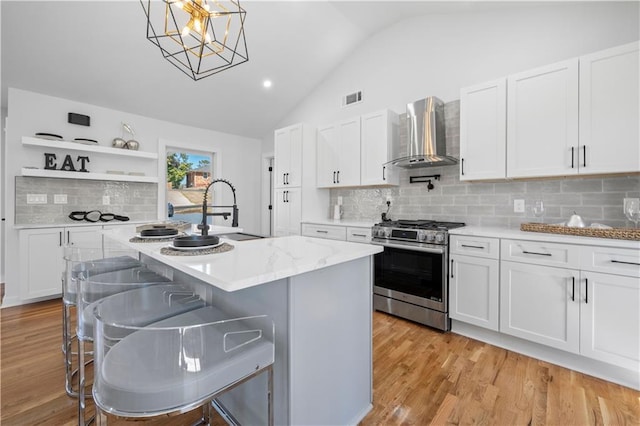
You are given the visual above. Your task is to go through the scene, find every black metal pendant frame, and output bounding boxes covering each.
[140,0,249,81]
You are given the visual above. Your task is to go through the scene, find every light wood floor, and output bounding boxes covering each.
[2,299,639,425]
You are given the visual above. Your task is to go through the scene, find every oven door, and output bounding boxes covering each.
[372,241,447,313]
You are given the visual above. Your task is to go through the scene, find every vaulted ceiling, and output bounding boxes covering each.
[1,1,538,139]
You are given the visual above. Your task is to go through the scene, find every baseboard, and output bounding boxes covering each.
[451,320,640,391]
[348,403,373,426]
[0,294,60,309]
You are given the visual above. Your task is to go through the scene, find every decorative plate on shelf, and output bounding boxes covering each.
[35,132,63,140]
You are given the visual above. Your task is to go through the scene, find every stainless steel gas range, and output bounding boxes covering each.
[370,219,465,331]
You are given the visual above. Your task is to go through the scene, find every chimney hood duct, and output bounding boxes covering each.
[388,96,457,168]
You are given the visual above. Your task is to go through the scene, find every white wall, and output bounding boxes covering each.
[3,88,262,306]
[262,2,640,152]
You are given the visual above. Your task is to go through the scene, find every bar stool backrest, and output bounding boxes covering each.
[77,266,172,340]
[92,305,275,419]
[63,245,141,305]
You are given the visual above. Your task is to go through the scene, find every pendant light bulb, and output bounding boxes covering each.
[181,25,190,37]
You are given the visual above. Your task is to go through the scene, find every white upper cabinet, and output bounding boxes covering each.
[274,124,303,188]
[317,117,361,188]
[461,41,639,180]
[459,79,507,180]
[360,110,399,186]
[506,59,579,178]
[579,41,640,175]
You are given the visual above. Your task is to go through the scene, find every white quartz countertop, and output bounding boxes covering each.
[301,219,376,228]
[450,226,640,249]
[104,229,383,292]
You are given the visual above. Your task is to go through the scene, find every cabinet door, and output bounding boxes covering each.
[506,59,579,178]
[67,226,103,246]
[274,124,303,188]
[360,110,398,186]
[459,79,507,180]
[274,189,291,236]
[19,228,65,299]
[450,254,499,331]
[580,271,640,371]
[274,127,291,189]
[579,42,640,174]
[274,188,302,236]
[500,261,580,353]
[286,187,302,235]
[316,124,338,188]
[336,117,361,187]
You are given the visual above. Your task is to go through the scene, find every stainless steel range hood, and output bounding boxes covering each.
[388,96,457,168]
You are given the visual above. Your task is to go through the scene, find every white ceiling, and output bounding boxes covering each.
[1,1,531,139]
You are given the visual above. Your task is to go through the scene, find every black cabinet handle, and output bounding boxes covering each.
[583,145,587,168]
[382,166,386,181]
[333,171,336,184]
[461,158,465,176]
[282,192,286,202]
[59,231,63,247]
[585,278,588,304]
[283,173,286,185]
[67,230,70,243]
[571,276,575,302]
[461,244,484,249]
[611,260,640,266]
[316,230,328,234]
[450,259,454,278]
[337,171,340,183]
[571,147,575,169]
[522,250,552,257]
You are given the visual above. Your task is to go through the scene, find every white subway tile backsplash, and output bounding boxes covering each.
[15,177,157,225]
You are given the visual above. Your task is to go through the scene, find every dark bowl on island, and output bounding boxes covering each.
[173,235,220,247]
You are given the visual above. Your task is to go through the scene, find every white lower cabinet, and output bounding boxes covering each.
[499,242,640,371]
[274,188,302,236]
[500,261,580,353]
[580,265,640,371]
[449,236,500,331]
[301,223,371,244]
[19,226,103,299]
[300,223,347,241]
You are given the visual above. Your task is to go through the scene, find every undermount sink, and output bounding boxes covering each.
[217,233,265,241]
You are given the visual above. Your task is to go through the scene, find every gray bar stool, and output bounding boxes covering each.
[91,305,275,426]
[76,263,206,425]
[62,245,142,398]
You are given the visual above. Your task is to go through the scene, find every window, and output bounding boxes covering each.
[166,149,214,225]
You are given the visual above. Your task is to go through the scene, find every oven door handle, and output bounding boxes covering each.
[370,240,446,255]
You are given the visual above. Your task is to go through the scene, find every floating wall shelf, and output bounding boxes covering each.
[22,136,159,160]
[21,167,159,183]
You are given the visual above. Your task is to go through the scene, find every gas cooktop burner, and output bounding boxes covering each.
[376,219,466,230]
[372,219,465,245]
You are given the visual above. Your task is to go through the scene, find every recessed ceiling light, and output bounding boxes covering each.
[263,79,273,88]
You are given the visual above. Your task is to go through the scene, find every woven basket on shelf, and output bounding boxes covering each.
[520,223,640,241]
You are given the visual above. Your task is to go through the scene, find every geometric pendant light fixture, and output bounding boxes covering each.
[140,0,248,81]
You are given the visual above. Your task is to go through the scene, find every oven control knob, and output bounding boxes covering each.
[418,230,427,242]
[435,232,446,243]
[376,228,389,238]
[425,232,435,243]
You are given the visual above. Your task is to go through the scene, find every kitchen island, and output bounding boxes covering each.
[103,228,382,425]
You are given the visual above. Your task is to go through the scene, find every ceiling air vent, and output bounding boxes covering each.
[342,90,363,107]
